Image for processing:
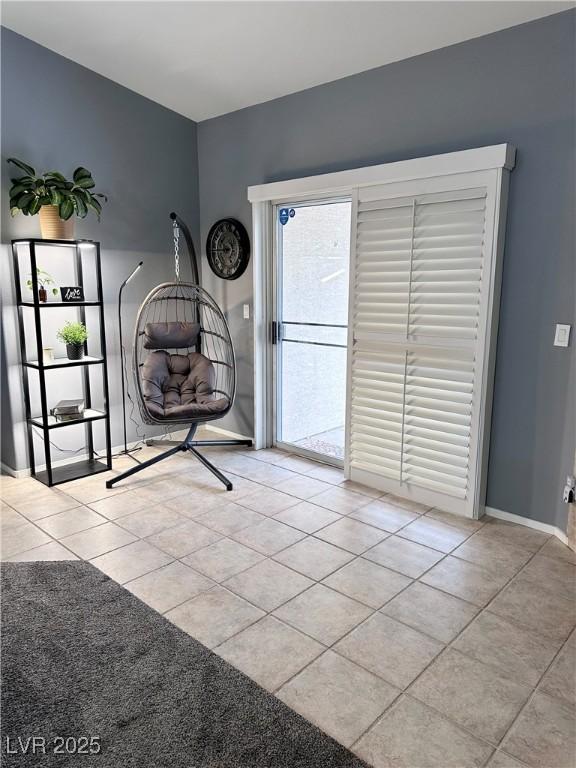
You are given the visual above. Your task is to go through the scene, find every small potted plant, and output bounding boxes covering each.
[7,158,107,240]
[26,267,59,303]
[57,321,88,360]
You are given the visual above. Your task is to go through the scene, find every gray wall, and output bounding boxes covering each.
[1,27,199,471]
[197,10,575,529]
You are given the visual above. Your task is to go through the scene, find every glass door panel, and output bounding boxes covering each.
[275,200,351,462]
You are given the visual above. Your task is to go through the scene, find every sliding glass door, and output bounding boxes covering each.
[252,145,512,516]
[273,199,351,463]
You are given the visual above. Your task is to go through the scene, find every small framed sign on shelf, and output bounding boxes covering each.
[60,286,84,302]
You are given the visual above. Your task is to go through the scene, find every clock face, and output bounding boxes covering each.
[206,218,250,280]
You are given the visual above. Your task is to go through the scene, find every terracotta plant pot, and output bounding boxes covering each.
[66,343,84,361]
[39,205,75,240]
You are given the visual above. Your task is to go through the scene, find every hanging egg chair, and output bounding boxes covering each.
[107,213,252,491]
[134,283,235,426]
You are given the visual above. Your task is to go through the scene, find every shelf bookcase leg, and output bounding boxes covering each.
[14,243,36,477]
[30,242,53,485]
[96,242,113,470]
[76,243,94,463]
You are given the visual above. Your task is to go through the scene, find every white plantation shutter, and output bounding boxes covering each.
[355,200,414,336]
[401,348,475,499]
[409,192,486,340]
[350,347,405,479]
[348,183,493,516]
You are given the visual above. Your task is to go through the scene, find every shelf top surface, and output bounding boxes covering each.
[12,238,98,246]
[25,356,104,368]
[30,408,107,428]
[19,300,101,307]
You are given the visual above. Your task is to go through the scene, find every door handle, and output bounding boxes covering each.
[271,321,283,345]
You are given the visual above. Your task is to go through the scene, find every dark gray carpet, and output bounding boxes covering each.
[1,562,369,768]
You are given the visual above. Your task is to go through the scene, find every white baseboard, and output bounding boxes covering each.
[1,461,24,479]
[485,506,569,546]
[202,425,254,442]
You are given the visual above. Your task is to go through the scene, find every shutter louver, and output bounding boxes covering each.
[409,194,486,340]
[402,349,475,498]
[349,186,489,512]
[350,347,405,479]
[355,202,413,337]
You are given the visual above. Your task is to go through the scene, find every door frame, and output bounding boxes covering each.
[249,145,515,491]
[270,196,351,466]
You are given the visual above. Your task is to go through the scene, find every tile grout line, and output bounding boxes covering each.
[3,451,458,560]
[132,484,571,748]
[350,536,547,750]
[205,510,488,714]
[349,531,562,758]
[1,469,570,768]
[2,450,572,764]
[6,487,354,576]
[2,502,540,768]
[483,552,576,756]
[196,501,436,652]
[3,500,178,564]
[1,468,517,623]
[1,464,554,617]
[2,501,100,562]
[261,520,500,744]
[210,504,445,618]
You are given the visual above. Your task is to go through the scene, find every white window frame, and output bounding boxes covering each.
[249,144,515,516]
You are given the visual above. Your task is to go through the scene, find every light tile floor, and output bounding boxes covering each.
[1,437,575,768]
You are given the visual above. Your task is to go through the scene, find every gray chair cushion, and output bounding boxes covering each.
[141,350,229,420]
[143,322,201,350]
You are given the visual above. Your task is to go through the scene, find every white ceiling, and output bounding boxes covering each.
[2,1,572,121]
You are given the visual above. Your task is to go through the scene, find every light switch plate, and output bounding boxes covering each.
[554,324,571,348]
[243,304,250,320]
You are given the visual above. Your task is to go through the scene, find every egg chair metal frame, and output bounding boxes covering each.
[106,212,252,491]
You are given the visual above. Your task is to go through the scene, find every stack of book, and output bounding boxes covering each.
[50,399,85,422]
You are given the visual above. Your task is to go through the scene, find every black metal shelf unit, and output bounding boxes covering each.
[13,238,112,487]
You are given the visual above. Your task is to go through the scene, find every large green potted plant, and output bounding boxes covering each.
[57,321,89,360]
[7,158,107,240]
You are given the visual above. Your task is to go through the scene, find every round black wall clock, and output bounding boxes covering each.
[206,218,250,280]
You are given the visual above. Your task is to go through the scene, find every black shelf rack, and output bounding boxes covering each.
[13,238,112,487]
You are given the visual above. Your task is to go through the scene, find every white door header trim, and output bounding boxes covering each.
[247,144,515,203]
